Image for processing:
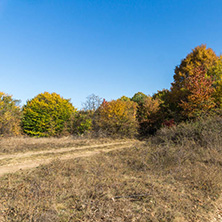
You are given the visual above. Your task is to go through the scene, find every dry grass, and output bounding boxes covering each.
[0,115,222,221]
[0,136,127,154]
[0,144,220,222]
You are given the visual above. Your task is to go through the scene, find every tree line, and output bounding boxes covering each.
[1,45,222,137]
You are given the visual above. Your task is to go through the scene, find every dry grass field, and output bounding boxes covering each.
[0,116,222,221]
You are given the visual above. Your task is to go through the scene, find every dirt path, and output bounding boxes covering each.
[0,141,135,177]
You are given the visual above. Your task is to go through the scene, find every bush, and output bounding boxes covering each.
[22,92,76,137]
[71,110,93,135]
[152,114,222,148]
[149,114,222,199]
[0,92,21,136]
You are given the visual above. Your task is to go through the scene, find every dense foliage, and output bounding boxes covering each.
[71,110,92,135]
[171,45,218,106]
[160,44,222,124]
[179,67,216,117]
[22,92,76,137]
[131,92,148,104]
[136,96,162,135]
[207,57,222,107]
[94,99,138,137]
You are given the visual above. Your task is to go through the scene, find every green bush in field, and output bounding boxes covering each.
[0,92,21,136]
[22,92,76,137]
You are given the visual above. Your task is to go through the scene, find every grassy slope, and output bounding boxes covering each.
[0,115,222,221]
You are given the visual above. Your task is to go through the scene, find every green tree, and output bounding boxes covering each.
[22,92,76,137]
[153,89,183,123]
[0,92,21,136]
[131,92,148,104]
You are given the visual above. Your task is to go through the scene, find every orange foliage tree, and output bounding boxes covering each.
[170,45,218,111]
[179,67,216,117]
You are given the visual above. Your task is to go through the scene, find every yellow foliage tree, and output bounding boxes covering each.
[0,92,21,136]
[95,99,138,137]
[22,92,76,137]
[207,56,222,108]
[136,96,162,135]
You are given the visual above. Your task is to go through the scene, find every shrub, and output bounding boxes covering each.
[149,114,222,199]
[0,92,21,136]
[22,92,76,137]
[71,110,92,135]
[152,114,222,148]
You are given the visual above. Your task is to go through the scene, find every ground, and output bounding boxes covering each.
[0,137,221,221]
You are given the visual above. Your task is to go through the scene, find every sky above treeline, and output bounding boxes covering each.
[1,0,222,109]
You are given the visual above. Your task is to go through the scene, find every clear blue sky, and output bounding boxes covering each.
[1,0,222,109]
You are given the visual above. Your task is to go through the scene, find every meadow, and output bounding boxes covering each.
[0,115,222,221]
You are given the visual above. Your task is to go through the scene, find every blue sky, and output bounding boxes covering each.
[1,0,222,109]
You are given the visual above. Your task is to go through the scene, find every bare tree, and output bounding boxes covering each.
[82,94,103,111]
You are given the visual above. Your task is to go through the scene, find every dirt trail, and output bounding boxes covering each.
[0,141,135,177]
[0,141,130,160]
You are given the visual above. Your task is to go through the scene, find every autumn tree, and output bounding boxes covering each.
[136,96,162,135]
[171,45,218,108]
[180,67,216,118]
[119,96,131,101]
[207,56,222,108]
[0,92,21,136]
[22,92,76,137]
[95,99,138,137]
